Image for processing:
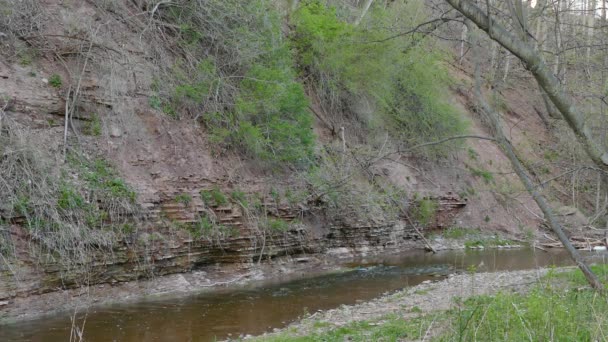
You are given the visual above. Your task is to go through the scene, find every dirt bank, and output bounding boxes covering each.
[0,254,354,324]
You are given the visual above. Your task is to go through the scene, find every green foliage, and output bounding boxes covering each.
[120,223,135,234]
[467,147,479,160]
[190,215,238,240]
[148,95,162,110]
[543,150,559,161]
[447,286,608,341]
[291,1,467,155]
[306,150,404,224]
[48,74,62,88]
[1,124,138,267]
[71,156,137,203]
[200,187,228,207]
[228,63,314,165]
[57,184,85,210]
[191,216,215,239]
[85,114,102,136]
[17,47,34,66]
[13,195,30,216]
[155,0,315,167]
[464,239,485,249]
[412,198,437,227]
[174,193,192,206]
[266,218,289,232]
[470,167,494,184]
[551,264,608,287]
[230,190,247,207]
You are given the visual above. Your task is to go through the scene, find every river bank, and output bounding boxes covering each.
[0,245,567,326]
[1,247,589,342]
[0,253,352,325]
[253,262,608,342]
[250,268,557,341]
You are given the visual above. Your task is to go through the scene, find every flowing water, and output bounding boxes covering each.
[1,248,606,341]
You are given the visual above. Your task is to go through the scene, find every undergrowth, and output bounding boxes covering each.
[0,119,138,273]
[152,0,315,167]
[305,148,407,225]
[291,0,468,156]
[259,265,608,341]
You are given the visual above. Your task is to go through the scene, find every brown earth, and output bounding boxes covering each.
[0,0,595,320]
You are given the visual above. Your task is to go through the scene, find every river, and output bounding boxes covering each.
[1,248,605,341]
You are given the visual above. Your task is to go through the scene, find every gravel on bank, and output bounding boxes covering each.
[251,267,565,340]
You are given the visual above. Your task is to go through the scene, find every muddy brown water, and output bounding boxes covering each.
[1,248,606,341]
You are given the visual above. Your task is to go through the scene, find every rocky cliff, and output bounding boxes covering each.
[0,0,553,311]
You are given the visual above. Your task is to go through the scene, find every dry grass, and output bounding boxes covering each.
[0,116,139,278]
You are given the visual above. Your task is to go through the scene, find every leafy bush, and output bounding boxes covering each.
[291,0,467,155]
[306,149,405,224]
[0,119,138,270]
[200,187,228,207]
[266,218,289,232]
[412,198,437,227]
[154,0,315,167]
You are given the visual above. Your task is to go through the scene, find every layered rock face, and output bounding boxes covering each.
[0,193,466,302]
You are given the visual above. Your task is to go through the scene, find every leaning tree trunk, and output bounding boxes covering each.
[484,98,604,291]
[444,0,608,177]
[446,0,604,290]
[355,0,374,25]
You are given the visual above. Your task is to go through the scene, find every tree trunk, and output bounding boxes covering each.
[446,0,605,291]
[474,73,604,292]
[291,0,300,12]
[554,0,563,77]
[587,0,597,72]
[444,0,608,172]
[460,22,469,63]
[355,0,374,26]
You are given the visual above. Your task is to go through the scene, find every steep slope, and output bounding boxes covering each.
[0,0,585,317]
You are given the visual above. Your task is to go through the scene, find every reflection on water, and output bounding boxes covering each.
[1,248,605,342]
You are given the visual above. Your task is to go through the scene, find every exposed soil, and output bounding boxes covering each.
[0,0,601,321]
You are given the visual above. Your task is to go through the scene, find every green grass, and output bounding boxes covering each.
[257,266,608,342]
[266,218,289,232]
[67,153,137,203]
[85,114,102,136]
[441,268,608,341]
[48,74,62,88]
[548,264,608,287]
[470,167,494,184]
[442,227,517,248]
[200,187,227,207]
[174,193,192,206]
[412,198,437,227]
[230,190,247,206]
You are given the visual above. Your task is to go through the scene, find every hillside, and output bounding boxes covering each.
[0,0,602,318]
